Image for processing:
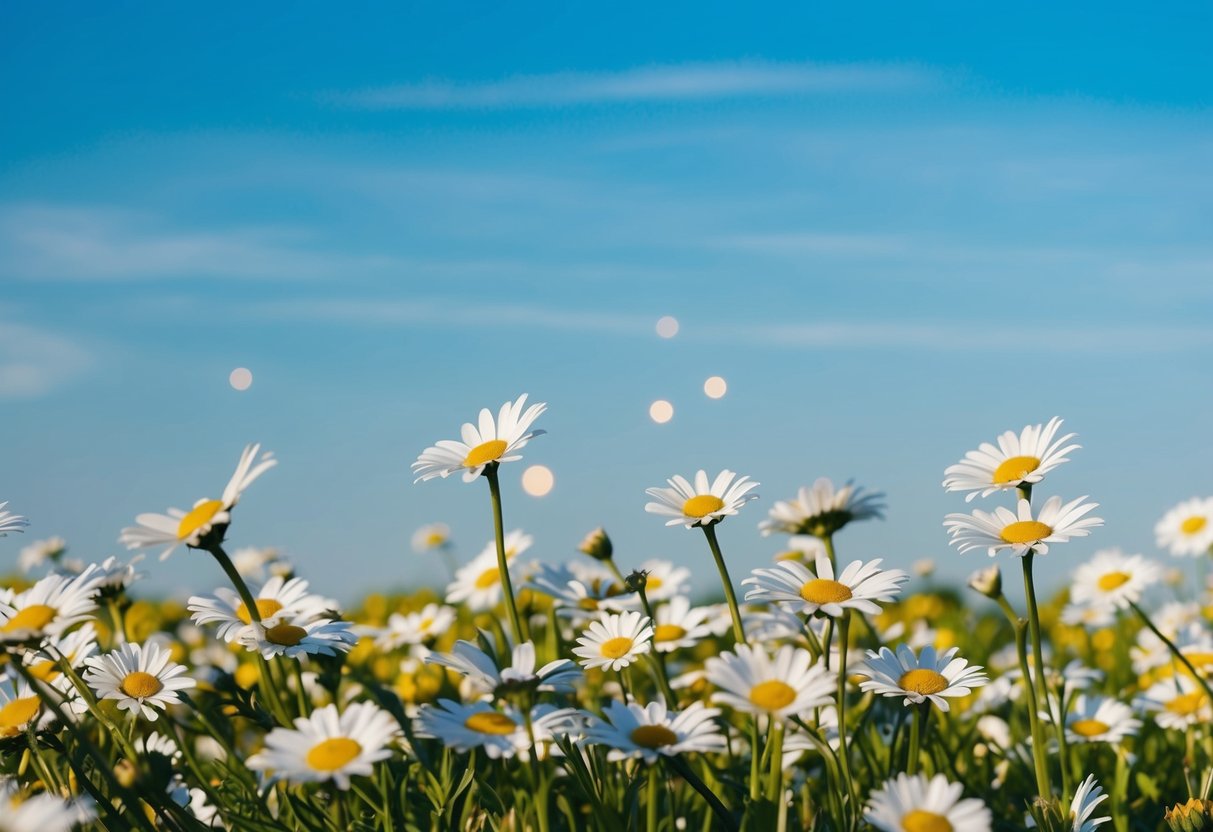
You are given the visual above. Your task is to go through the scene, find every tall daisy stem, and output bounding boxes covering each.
[821,533,837,570]
[647,765,659,832]
[701,523,746,644]
[485,465,526,644]
[1021,550,1060,799]
[907,703,922,775]
[835,612,859,811]
[666,756,739,832]
[765,720,784,803]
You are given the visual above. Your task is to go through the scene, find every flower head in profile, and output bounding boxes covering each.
[1155,497,1213,557]
[759,478,884,538]
[1136,675,1212,730]
[582,700,725,764]
[246,702,401,789]
[411,523,452,553]
[858,644,988,711]
[413,394,547,483]
[705,644,835,722]
[119,443,277,560]
[0,501,29,537]
[426,639,581,698]
[18,537,66,574]
[943,417,1079,501]
[415,699,577,759]
[865,773,991,832]
[645,470,759,528]
[188,575,333,643]
[239,618,357,660]
[743,555,908,618]
[944,496,1102,558]
[83,641,196,721]
[1069,548,1162,612]
[1069,774,1111,831]
[0,566,104,644]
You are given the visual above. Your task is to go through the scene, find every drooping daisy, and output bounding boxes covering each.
[119,443,277,560]
[246,702,401,789]
[0,778,95,832]
[188,576,333,642]
[942,417,1079,502]
[1137,675,1212,730]
[705,644,835,722]
[18,536,66,573]
[414,699,578,759]
[651,596,715,654]
[445,548,521,612]
[865,773,992,832]
[582,700,725,764]
[645,470,759,528]
[1069,774,1111,831]
[858,645,988,711]
[412,522,452,553]
[412,394,547,483]
[1155,497,1213,557]
[743,555,908,618]
[944,496,1103,558]
[372,604,458,651]
[238,618,357,660]
[572,611,654,672]
[759,478,885,538]
[83,641,196,721]
[426,640,581,697]
[1062,695,1141,745]
[1070,548,1162,611]
[0,565,103,643]
[0,501,29,536]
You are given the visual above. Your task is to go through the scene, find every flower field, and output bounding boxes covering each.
[4,399,1213,831]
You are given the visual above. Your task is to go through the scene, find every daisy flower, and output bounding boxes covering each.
[858,644,988,711]
[119,443,277,560]
[1137,675,1212,730]
[572,611,654,672]
[0,674,49,738]
[412,522,452,553]
[0,565,103,643]
[446,548,521,612]
[412,394,547,483]
[759,478,885,538]
[865,773,992,832]
[525,563,634,623]
[238,618,357,660]
[1069,548,1162,611]
[705,644,835,722]
[231,546,283,580]
[943,496,1103,558]
[1155,497,1213,557]
[188,576,333,642]
[426,640,581,697]
[22,623,99,707]
[582,700,725,764]
[743,555,908,618]
[83,641,196,721]
[651,596,715,654]
[1062,695,1140,745]
[1069,774,1111,831]
[645,469,759,528]
[0,501,29,536]
[246,702,401,790]
[1061,603,1115,630]
[942,417,1079,502]
[414,699,578,759]
[0,778,95,832]
[91,554,146,596]
[18,536,66,573]
[372,604,458,651]
[634,560,692,602]
[475,528,533,562]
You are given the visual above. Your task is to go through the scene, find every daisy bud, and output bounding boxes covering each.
[624,570,649,595]
[578,527,613,562]
[1167,799,1213,831]
[968,565,1002,599]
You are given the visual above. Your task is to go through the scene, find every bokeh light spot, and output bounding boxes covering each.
[649,400,674,424]
[655,316,679,338]
[704,376,727,399]
[521,465,554,497]
[229,367,253,391]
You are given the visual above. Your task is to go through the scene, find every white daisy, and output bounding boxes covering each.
[942,417,1079,502]
[582,700,725,764]
[412,394,547,483]
[414,700,578,759]
[0,778,95,832]
[1062,695,1140,745]
[858,645,988,712]
[1155,497,1213,557]
[1070,548,1162,611]
[651,596,715,654]
[944,496,1103,558]
[119,443,277,560]
[246,702,401,789]
[18,536,66,573]
[83,641,196,721]
[0,501,29,536]
[0,674,51,738]
[412,522,452,553]
[1069,774,1111,831]
[743,555,908,618]
[238,618,357,660]
[743,605,809,646]
[572,611,654,672]
[525,563,634,623]
[705,644,835,722]
[1137,675,1212,730]
[645,469,759,528]
[445,548,521,612]
[22,622,99,708]
[0,565,103,643]
[1060,602,1115,629]
[865,773,992,832]
[187,576,333,642]
[426,640,581,697]
[634,559,691,602]
[231,546,283,580]
[759,478,884,538]
[475,528,533,563]
[91,554,146,595]
[372,604,458,651]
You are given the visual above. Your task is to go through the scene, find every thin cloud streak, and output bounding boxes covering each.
[334,61,936,110]
[0,320,92,399]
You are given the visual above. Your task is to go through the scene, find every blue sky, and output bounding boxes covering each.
[2,2,1211,602]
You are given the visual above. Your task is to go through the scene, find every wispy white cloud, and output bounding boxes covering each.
[333,61,935,110]
[0,320,92,398]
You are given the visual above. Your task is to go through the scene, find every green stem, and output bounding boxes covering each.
[1130,601,1213,705]
[1014,618,1052,799]
[765,720,784,803]
[1021,550,1056,800]
[907,702,922,775]
[647,764,660,832]
[633,578,678,705]
[666,756,739,832]
[485,465,526,644]
[701,523,746,644]
[821,533,837,570]
[835,612,858,812]
[749,720,762,802]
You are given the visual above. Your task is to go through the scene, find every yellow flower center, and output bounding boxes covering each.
[1182,516,1208,535]
[305,737,363,771]
[419,617,435,631]
[236,599,284,624]
[1097,571,1131,592]
[999,520,1052,545]
[177,499,225,540]
[748,680,796,711]
[1166,691,1208,717]
[464,439,508,468]
[902,810,954,832]
[475,568,501,590]
[630,724,679,749]
[654,624,687,643]
[2,604,57,633]
[28,660,61,682]
[1070,718,1110,737]
[682,495,725,518]
[898,669,949,695]
[646,575,664,591]
[464,712,517,735]
[265,624,308,646]
[800,578,853,605]
[599,637,634,659]
[120,671,164,698]
[0,696,41,734]
[425,532,447,547]
[1185,652,1213,669]
[578,598,600,611]
[991,455,1041,485]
